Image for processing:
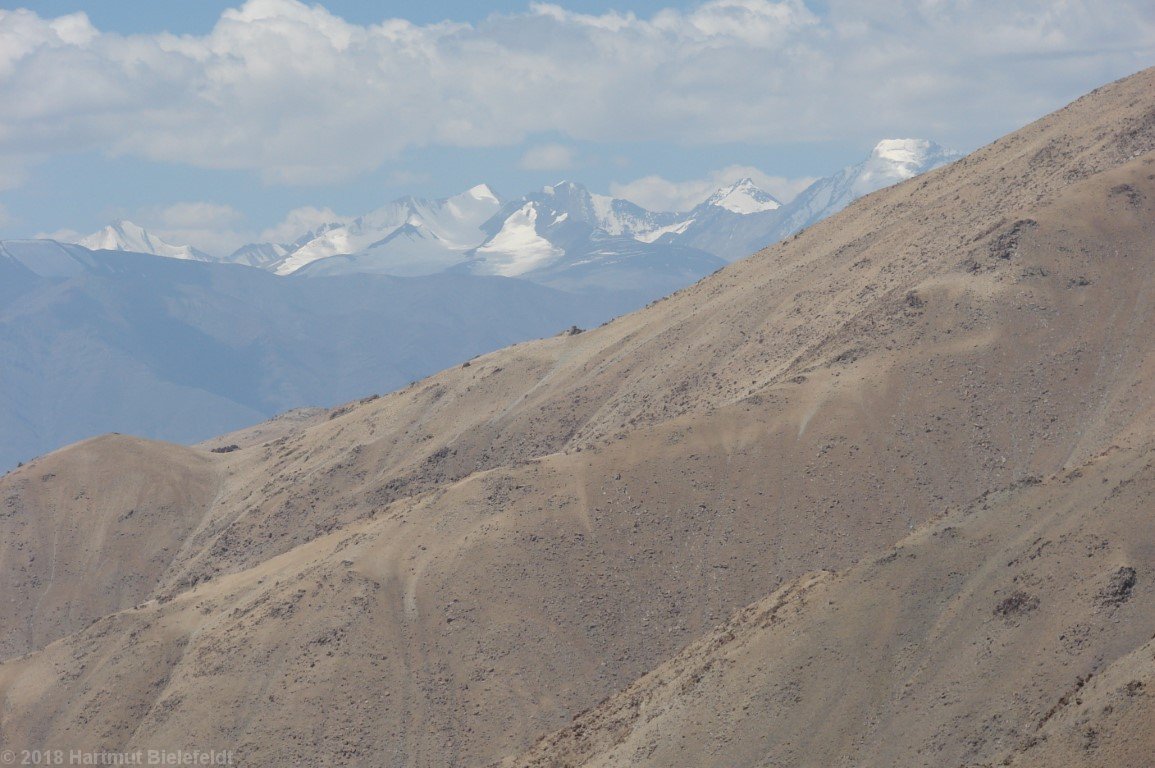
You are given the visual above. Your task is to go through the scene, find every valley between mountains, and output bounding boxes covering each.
[0,139,955,472]
[1,68,1154,767]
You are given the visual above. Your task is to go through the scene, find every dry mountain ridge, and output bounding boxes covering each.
[1,68,1154,766]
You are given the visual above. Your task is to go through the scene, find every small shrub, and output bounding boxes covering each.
[995,591,1040,617]
[1097,567,1137,607]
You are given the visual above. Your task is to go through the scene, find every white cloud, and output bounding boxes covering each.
[759,174,818,203]
[153,227,248,257]
[150,201,244,229]
[518,143,577,171]
[383,169,432,188]
[612,165,817,211]
[36,227,82,242]
[0,155,34,192]
[651,0,819,44]
[258,205,349,244]
[0,1,1151,189]
[30,200,346,257]
[123,201,249,256]
[137,202,353,256]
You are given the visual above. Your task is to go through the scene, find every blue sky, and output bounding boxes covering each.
[1,0,1152,254]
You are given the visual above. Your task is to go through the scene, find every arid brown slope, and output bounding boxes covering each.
[1004,624,1155,768]
[0,437,216,659]
[502,443,1155,768]
[193,407,327,452]
[0,68,1153,766]
[144,67,1155,598]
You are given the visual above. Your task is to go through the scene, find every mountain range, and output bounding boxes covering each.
[77,138,961,282]
[1,67,1152,767]
[0,138,957,470]
[0,242,633,471]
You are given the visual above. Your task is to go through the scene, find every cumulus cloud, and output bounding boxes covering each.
[36,227,82,242]
[148,201,244,229]
[154,228,249,257]
[142,201,358,255]
[132,202,248,256]
[518,143,577,171]
[0,0,1151,188]
[39,200,354,257]
[115,201,357,256]
[258,205,349,244]
[612,165,817,211]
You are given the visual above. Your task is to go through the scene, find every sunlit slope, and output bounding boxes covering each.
[0,68,1152,766]
[0,437,216,659]
[504,442,1155,767]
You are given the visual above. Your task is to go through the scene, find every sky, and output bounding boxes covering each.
[0,0,1152,255]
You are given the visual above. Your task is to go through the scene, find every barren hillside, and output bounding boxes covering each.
[503,442,1155,767]
[1,68,1153,766]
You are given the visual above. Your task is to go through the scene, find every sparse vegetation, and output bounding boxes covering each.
[995,590,1040,617]
[1097,566,1137,606]
[3,68,1155,768]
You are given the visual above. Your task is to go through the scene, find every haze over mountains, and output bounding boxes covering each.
[0,67,1152,768]
[0,240,629,472]
[78,220,214,263]
[0,139,955,470]
[73,138,960,279]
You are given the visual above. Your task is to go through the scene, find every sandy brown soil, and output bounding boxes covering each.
[0,67,1153,766]
[503,444,1155,767]
[193,407,329,451]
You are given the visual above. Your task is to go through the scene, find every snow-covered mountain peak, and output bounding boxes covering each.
[540,180,584,198]
[854,139,960,195]
[537,180,593,209]
[518,181,679,240]
[704,178,781,215]
[465,184,500,203]
[77,220,210,262]
[273,184,504,275]
[764,137,962,249]
[58,137,959,282]
[869,139,957,175]
[472,201,562,277]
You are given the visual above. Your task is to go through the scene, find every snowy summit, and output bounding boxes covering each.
[77,220,211,262]
[56,139,957,282]
[705,178,782,214]
[855,139,959,192]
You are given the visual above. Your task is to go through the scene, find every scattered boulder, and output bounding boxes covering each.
[995,591,1040,618]
[1108,183,1143,207]
[1097,566,1137,607]
[989,219,1038,260]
